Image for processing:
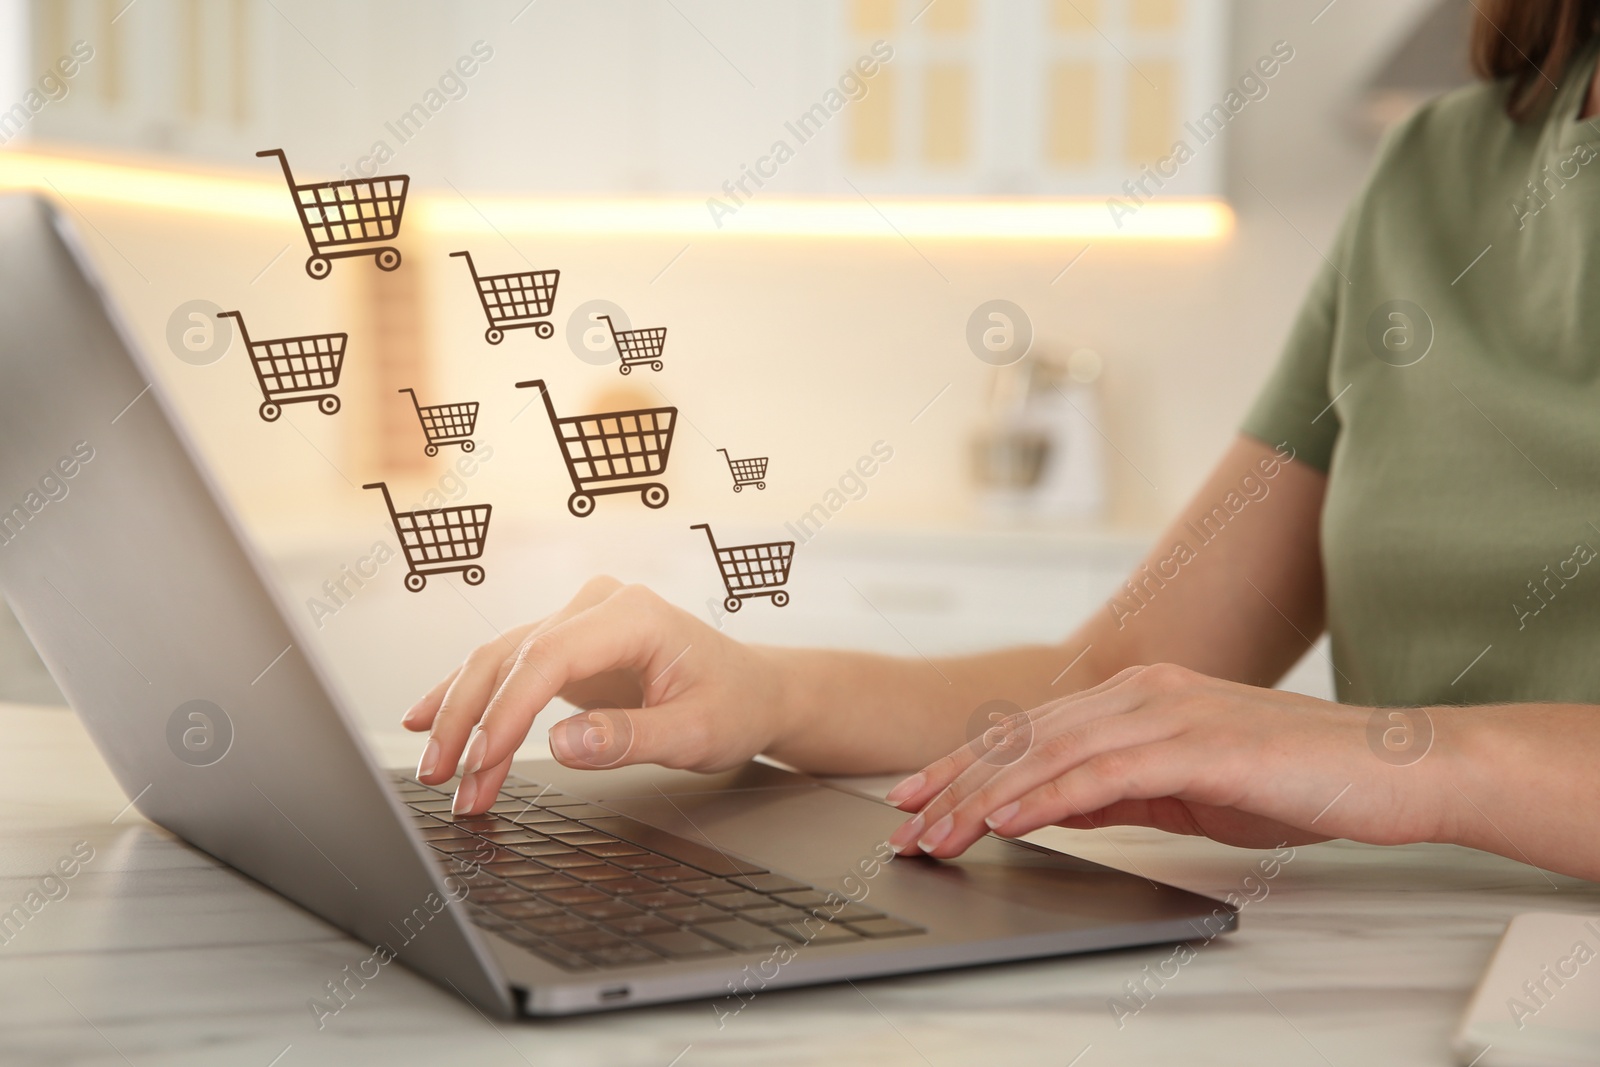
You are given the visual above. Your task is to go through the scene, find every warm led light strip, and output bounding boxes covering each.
[0,149,1233,241]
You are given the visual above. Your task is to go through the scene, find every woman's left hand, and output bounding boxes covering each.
[882,663,1447,858]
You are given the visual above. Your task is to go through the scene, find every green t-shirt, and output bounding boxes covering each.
[1241,45,1600,708]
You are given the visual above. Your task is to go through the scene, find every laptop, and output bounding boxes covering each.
[0,195,1235,1017]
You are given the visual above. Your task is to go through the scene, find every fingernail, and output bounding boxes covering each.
[548,717,578,762]
[917,814,953,853]
[416,738,440,780]
[462,727,488,776]
[401,704,423,728]
[883,773,924,807]
[452,775,477,815]
[985,801,1020,831]
[888,814,924,853]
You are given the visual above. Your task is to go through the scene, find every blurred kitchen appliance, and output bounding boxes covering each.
[971,346,1106,521]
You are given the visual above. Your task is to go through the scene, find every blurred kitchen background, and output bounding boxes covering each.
[0,0,1469,746]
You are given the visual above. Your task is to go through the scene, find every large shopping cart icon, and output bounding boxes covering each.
[364,481,491,592]
[514,379,676,517]
[258,148,409,279]
[217,310,345,422]
[400,388,478,457]
[717,448,768,492]
[692,523,793,612]
[599,315,666,375]
[451,250,560,345]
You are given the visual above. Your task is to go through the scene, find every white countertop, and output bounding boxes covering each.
[5,700,1596,1066]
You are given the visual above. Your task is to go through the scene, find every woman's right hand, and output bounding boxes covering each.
[402,576,788,814]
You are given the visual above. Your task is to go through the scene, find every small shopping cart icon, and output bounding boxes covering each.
[257,148,409,279]
[515,379,676,517]
[692,523,793,612]
[400,387,478,457]
[217,310,345,422]
[364,481,491,592]
[599,315,666,375]
[717,448,768,492]
[450,250,560,345]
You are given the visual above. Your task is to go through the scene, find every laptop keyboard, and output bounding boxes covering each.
[391,772,925,971]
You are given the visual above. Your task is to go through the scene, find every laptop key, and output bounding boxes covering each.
[536,820,591,836]
[582,815,766,877]
[600,877,662,896]
[526,914,592,935]
[629,889,696,911]
[557,831,619,846]
[507,873,580,892]
[572,900,644,921]
[772,919,863,945]
[610,854,675,870]
[660,903,736,925]
[552,803,616,819]
[567,865,631,883]
[700,918,788,952]
[509,809,572,826]
[540,887,610,906]
[466,886,534,904]
[670,879,743,898]
[429,837,489,854]
[605,913,679,936]
[737,903,811,926]
[478,829,550,845]
[639,929,735,959]
[843,918,925,938]
[417,825,473,841]
[707,890,774,910]
[730,873,809,893]
[814,904,885,923]
[509,841,576,858]
[484,860,557,878]
[535,852,606,870]
[490,901,562,920]
[642,865,712,884]
[578,841,648,858]
[768,890,830,908]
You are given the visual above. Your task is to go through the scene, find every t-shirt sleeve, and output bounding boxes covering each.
[1238,248,1344,473]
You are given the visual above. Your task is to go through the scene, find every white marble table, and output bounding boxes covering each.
[5,700,1596,1067]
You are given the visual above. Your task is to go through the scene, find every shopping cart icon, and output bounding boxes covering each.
[400,387,478,457]
[717,448,768,492]
[514,379,676,517]
[692,523,793,612]
[257,148,409,279]
[217,310,346,422]
[364,481,491,592]
[451,250,560,345]
[599,315,666,375]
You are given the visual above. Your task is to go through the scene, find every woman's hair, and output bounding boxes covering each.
[1471,0,1600,121]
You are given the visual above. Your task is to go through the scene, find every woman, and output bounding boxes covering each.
[406,0,1600,882]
